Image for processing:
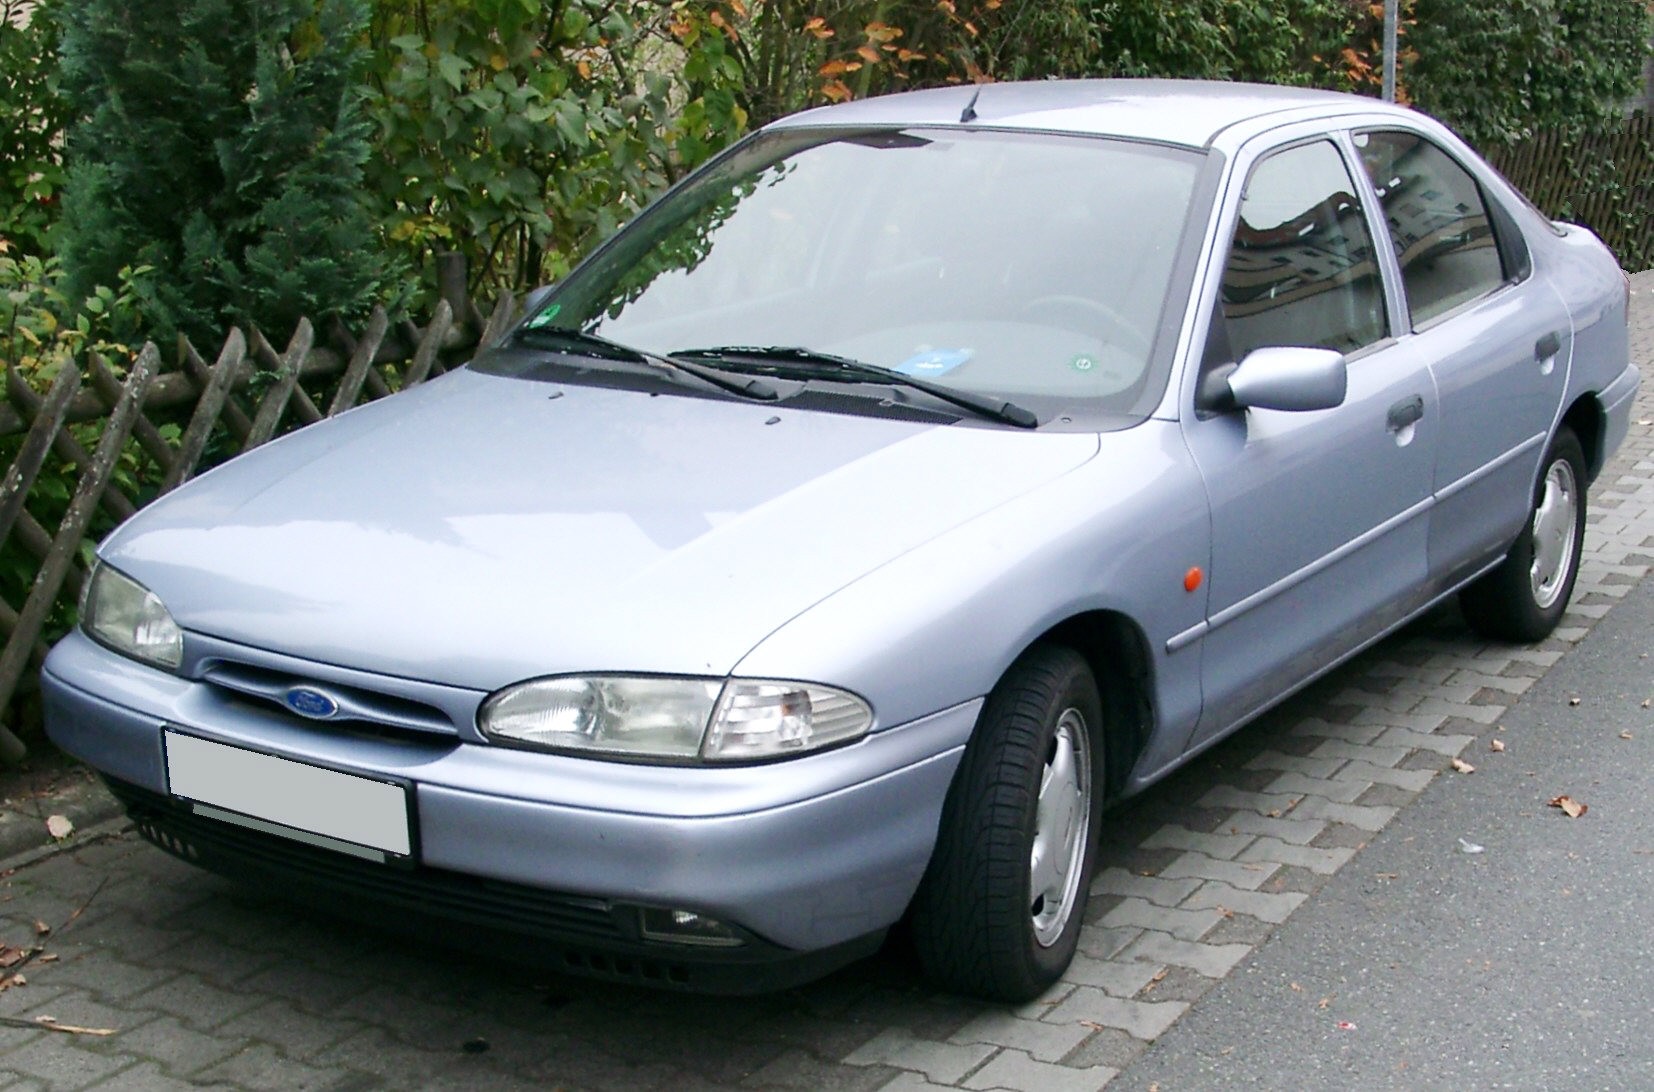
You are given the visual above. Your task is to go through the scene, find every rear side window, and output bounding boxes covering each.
[1217,139,1388,360]
[1352,130,1510,328]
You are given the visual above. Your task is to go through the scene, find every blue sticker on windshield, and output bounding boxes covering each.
[896,348,972,377]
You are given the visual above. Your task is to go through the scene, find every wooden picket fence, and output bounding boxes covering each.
[1486,114,1654,272]
[0,273,522,761]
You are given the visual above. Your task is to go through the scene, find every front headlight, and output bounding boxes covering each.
[479,675,873,763]
[81,562,184,670]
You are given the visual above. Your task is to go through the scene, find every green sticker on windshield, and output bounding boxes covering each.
[1069,353,1098,373]
[525,302,561,329]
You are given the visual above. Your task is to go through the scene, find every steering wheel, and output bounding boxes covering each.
[1018,294,1151,356]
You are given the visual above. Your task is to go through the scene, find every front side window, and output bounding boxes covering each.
[1353,130,1509,328]
[516,128,1207,423]
[1217,139,1389,362]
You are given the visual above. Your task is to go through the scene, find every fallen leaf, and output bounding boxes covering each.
[1490,739,1505,753]
[1215,906,1235,918]
[1549,795,1588,818]
[1149,967,1169,984]
[37,954,57,964]
[1318,996,1333,1009]
[1290,981,1304,992]
[31,920,48,937]
[1376,871,1398,879]
[0,945,26,969]
[1641,699,1650,709]
[1568,697,1581,707]
[1451,757,1476,774]
[1622,731,1635,740]
[44,815,73,840]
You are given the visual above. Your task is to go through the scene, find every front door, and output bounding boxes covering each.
[1182,137,1438,747]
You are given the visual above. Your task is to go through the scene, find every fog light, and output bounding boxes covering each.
[638,907,744,948]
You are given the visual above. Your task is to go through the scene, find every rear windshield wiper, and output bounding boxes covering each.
[673,345,1038,428]
[514,326,779,402]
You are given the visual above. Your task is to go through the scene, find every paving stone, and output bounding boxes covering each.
[1199,913,1277,947]
[1288,717,1387,745]
[1156,852,1280,891]
[0,1035,140,1089]
[842,1028,997,1084]
[126,974,266,1033]
[214,998,367,1063]
[1237,837,1357,874]
[960,1048,1118,1092]
[1242,751,1347,779]
[1060,1026,1149,1072]
[748,1049,902,1092]
[1135,964,1222,1005]
[1074,925,1142,961]
[106,1013,244,1079]
[873,1073,957,1092]
[1180,882,1307,925]
[1349,707,1449,733]
[1307,739,1411,768]
[192,1045,372,1092]
[1088,869,1201,906]
[950,1012,1094,1063]
[1096,898,1223,942]
[1060,955,1164,998]
[1331,760,1435,792]
[1372,726,1476,757]
[1117,931,1252,978]
[1010,981,1079,1022]
[1289,797,1399,832]
[81,1060,201,1090]
[1042,987,1187,1040]
[1138,825,1255,860]
[1192,786,1306,816]
[1357,782,1421,809]
[1260,770,1374,804]
[1217,810,1329,845]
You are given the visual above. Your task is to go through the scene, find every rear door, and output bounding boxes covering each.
[1349,129,1572,590]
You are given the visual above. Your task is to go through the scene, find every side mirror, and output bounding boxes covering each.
[1225,346,1348,412]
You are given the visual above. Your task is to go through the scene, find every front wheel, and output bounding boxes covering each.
[911,645,1104,1002]
[1460,428,1588,642]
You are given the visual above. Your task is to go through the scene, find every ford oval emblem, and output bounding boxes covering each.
[284,686,340,720]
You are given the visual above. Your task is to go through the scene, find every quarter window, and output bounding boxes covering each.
[1353,130,1509,327]
[1217,140,1388,361]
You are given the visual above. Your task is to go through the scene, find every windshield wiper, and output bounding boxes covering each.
[514,326,779,402]
[673,345,1038,428]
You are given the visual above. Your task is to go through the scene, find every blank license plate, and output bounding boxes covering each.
[163,730,412,862]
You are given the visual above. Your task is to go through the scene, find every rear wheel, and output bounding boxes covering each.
[1460,428,1587,642]
[911,644,1103,1002]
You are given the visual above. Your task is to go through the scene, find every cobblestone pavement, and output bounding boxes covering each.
[0,272,1648,1090]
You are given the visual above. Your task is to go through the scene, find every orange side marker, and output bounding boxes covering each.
[1183,567,1203,593]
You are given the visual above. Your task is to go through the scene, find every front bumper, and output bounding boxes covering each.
[44,630,977,987]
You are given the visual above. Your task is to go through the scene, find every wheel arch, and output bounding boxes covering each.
[1563,393,1606,482]
[1032,610,1156,801]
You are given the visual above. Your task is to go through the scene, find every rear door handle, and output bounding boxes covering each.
[1535,331,1561,360]
[1386,394,1424,432]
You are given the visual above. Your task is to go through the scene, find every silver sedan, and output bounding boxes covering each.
[45,80,1638,1001]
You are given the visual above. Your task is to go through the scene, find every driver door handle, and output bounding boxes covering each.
[1386,394,1424,432]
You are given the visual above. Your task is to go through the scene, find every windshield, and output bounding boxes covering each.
[520,126,1207,423]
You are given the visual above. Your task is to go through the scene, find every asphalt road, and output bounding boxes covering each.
[1121,573,1654,1089]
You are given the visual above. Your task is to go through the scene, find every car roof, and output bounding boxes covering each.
[765,79,1407,151]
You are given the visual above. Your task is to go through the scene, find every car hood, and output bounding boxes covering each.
[101,368,1100,692]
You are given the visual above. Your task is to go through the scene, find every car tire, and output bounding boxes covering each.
[1459,428,1588,642]
[911,644,1104,1002]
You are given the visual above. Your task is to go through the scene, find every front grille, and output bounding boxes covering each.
[200,660,459,742]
